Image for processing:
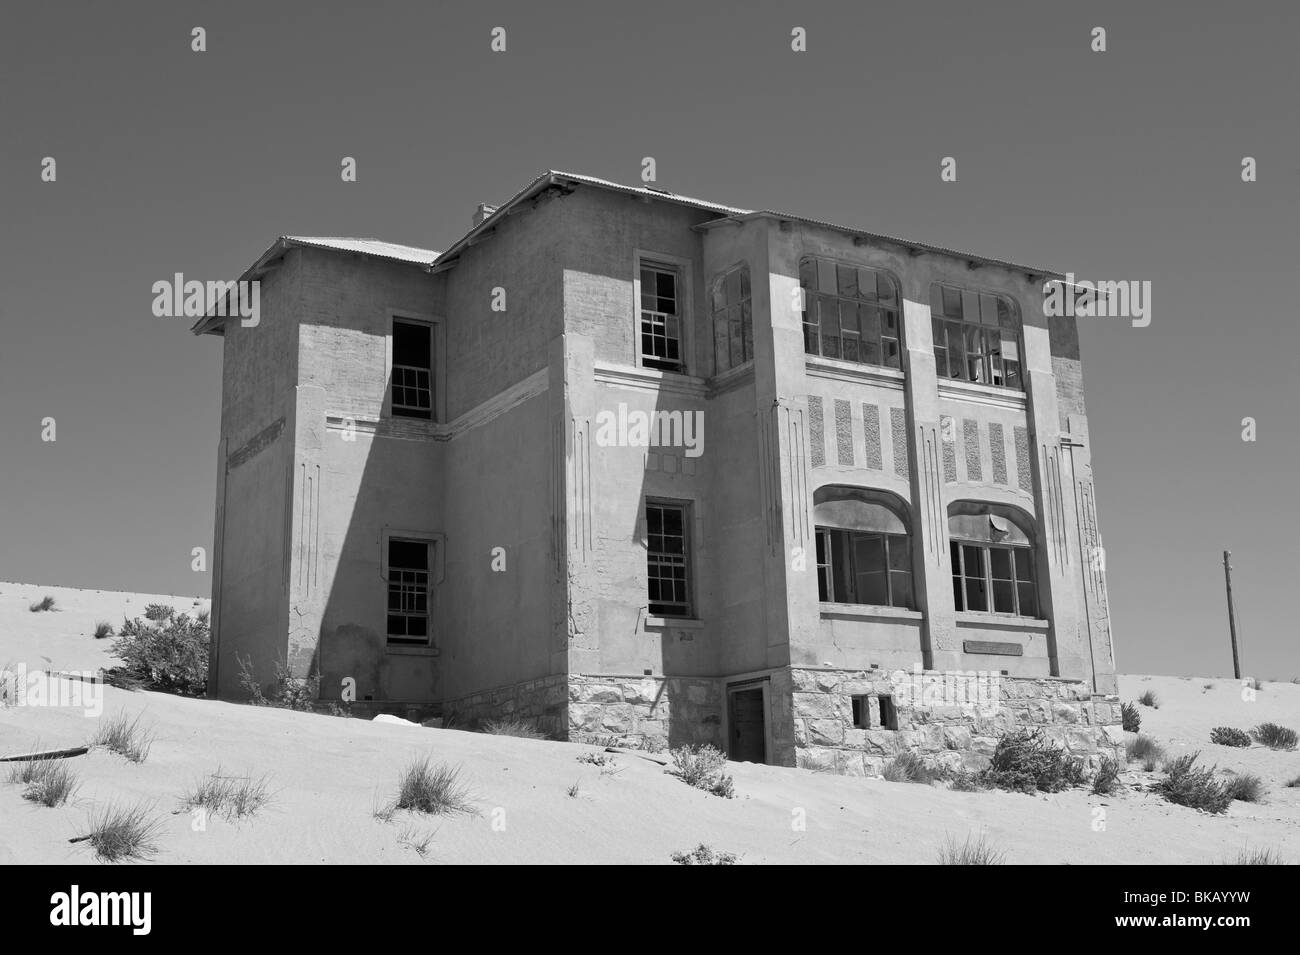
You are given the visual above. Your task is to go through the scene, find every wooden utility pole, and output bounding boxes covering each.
[1223,550,1241,679]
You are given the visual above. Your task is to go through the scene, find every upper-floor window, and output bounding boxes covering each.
[712,265,752,373]
[930,284,1022,390]
[800,257,901,369]
[640,263,683,372]
[646,499,692,617]
[392,319,433,419]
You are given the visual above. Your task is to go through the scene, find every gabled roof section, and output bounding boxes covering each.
[430,169,1062,280]
[191,236,440,334]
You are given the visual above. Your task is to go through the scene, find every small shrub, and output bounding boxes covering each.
[1155,753,1232,814]
[1125,734,1164,768]
[10,759,79,807]
[92,711,154,763]
[1210,726,1252,748]
[143,603,174,622]
[668,745,735,798]
[576,751,613,767]
[949,770,988,792]
[1138,689,1158,708]
[566,780,581,797]
[196,608,210,626]
[939,832,1005,865]
[93,621,114,640]
[394,758,474,816]
[82,802,163,862]
[1286,775,1300,788]
[180,770,271,820]
[396,825,434,857]
[1092,756,1122,795]
[1251,723,1298,751]
[1202,683,1213,691]
[29,595,56,612]
[111,611,208,695]
[1120,701,1141,733]
[236,654,318,710]
[1231,847,1285,865]
[979,729,1085,794]
[480,718,548,740]
[1221,771,1264,803]
[671,843,738,865]
[883,751,936,785]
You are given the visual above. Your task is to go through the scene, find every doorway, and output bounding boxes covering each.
[726,685,767,763]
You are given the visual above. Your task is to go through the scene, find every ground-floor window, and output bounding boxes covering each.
[816,527,913,609]
[646,499,692,617]
[387,538,431,644]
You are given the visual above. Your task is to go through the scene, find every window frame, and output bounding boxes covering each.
[385,537,433,646]
[815,526,914,610]
[929,284,1023,391]
[380,529,445,650]
[634,250,694,375]
[799,256,903,370]
[711,263,753,374]
[384,310,445,424]
[949,538,1038,617]
[645,498,694,618]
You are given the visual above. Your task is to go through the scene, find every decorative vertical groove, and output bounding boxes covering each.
[1041,444,1069,567]
[568,417,592,563]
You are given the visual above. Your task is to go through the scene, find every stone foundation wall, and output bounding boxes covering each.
[568,674,723,750]
[442,674,569,738]
[790,667,1124,776]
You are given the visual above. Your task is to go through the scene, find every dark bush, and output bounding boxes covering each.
[1155,753,1232,814]
[1210,726,1252,748]
[979,729,1086,794]
[1251,723,1298,751]
[109,612,208,695]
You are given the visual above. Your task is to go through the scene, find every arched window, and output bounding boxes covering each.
[948,502,1037,617]
[930,284,1022,390]
[712,265,752,372]
[800,257,902,368]
[813,487,913,609]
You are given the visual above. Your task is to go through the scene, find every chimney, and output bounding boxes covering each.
[472,202,499,227]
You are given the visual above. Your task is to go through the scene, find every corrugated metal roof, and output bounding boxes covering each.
[283,236,440,265]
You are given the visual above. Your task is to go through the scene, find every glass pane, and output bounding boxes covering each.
[883,338,900,368]
[1004,360,1021,390]
[712,279,727,313]
[962,545,984,578]
[640,268,656,310]
[854,534,887,573]
[1017,583,1037,617]
[856,571,888,606]
[840,301,860,337]
[799,258,815,289]
[739,268,750,300]
[803,324,819,355]
[931,316,946,349]
[1014,548,1033,579]
[859,268,877,300]
[820,298,840,358]
[980,294,1000,326]
[990,547,1012,581]
[714,314,730,371]
[889,570,913,609]
[998,298,1014,328]
[962,290,980,323]
[742,307,753,361]
[965,575,988,612]
[860,304,880,342]
[888,537,910,571]
[725,270,741,306]
[883,309,898,334]
[728,319,743,367]
[992,579,1016,614]
[860,339,878,364]
[837,264,858,298]
[817,259,837,294]
[943,286,962,317]
[948,322,966,378]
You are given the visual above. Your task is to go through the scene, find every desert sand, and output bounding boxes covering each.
[1,581,1296,864]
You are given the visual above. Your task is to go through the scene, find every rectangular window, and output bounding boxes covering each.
[815,528,913,609]
[851,695,869,729]
[930,284,1022,390]
[392,319,433,419]
[950,540,1036,616]
[387,538,431,645]
[640,263,683,372]
[878,695,897,730]
[801,257,902,369]
[713,265,752,373]
[646,500,692,617]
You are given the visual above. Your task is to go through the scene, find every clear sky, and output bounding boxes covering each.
[1,0,1296,679]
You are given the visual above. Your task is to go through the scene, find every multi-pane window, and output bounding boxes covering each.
[646,500,691,616]
[950,540,1037,617]
[800,257,901,368]
[816,528,913,609]
[387,539,431,644]
[712,265,752,372]
[640,263,683,372]
[930,285,1022,389]
[392,319,433,419]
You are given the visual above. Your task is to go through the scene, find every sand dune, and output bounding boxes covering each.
[2,582,1297,864]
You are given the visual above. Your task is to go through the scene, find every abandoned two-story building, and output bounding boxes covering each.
[194,170,1122,774]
